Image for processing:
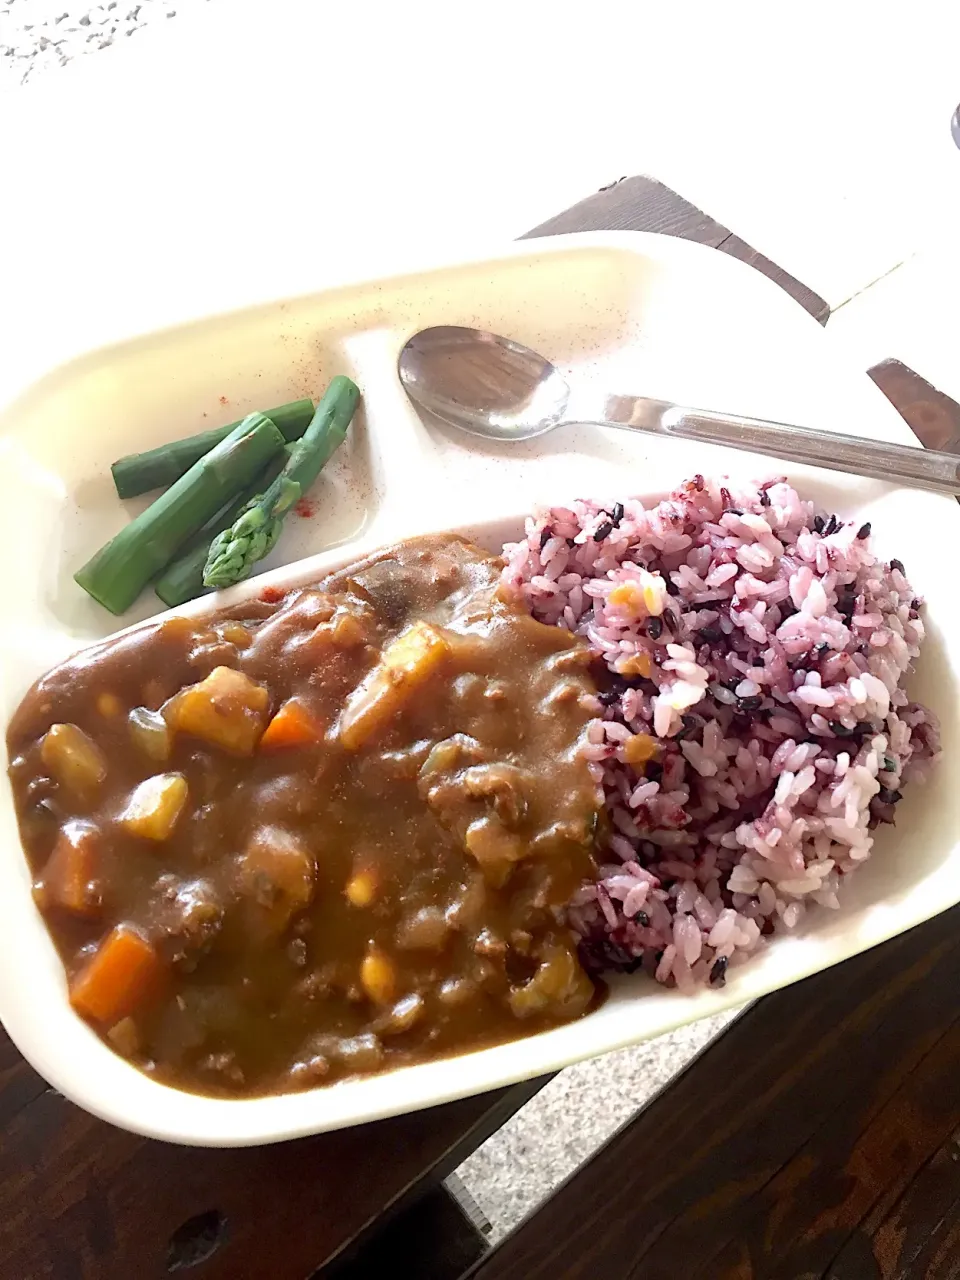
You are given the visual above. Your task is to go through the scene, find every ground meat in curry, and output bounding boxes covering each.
[6,534,602,1097]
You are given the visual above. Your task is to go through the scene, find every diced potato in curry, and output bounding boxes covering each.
[508,942,594,1020]
[235,825,316,937]
[164,665,269,756]
[40,723,107,799]
[339,620,450,749]
[128,706,172,762]
[120,773,189,841]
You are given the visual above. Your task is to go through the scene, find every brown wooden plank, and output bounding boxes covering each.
[0,1051,542,1280]
[318,1182,490,1280]
[472,905,960,1280]
[826,1122,960,1280]
[0,1025,47,1129]
[718,234,830,325]
[523,175,734,245]
[868,358,960,454]
[523,175,829,324]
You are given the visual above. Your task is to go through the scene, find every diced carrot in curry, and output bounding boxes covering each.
[164,665,269,756]
[119,773,189,841]
[339,621,450,750]
[259,699,324,752]
[40,723,107,799]
[39,820,101,918]
[69,925,162,1026]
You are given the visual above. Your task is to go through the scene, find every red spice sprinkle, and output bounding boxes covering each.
[294,498,317,518]
[260,586,284,603]
[219,395,229,406]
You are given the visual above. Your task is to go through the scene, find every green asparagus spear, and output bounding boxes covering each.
[203,376,360,590]
[76,413,286,615]
[110,398,314,499]
[154,450,290,608]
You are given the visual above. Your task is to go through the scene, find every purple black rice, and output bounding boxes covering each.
[500,476,940,990]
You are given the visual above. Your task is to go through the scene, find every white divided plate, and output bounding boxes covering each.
[1,232,958,1146]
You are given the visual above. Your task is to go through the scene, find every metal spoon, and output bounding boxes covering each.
[398,325,960,497]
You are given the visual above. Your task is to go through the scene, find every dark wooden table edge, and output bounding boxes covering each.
[314,1074,548,1277]
[471,901,960,1279]
[523,174,830,325]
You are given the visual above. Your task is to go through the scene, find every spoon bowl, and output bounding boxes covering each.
[398,326,571,441]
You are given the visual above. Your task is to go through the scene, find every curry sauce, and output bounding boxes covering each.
[7,535,602,1097]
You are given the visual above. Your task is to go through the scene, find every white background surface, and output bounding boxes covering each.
[3,0,960,409]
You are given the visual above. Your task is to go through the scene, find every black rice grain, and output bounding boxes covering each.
[837,594,856,621]
[646,616,663,640]
[594,521,613,542]
[830,721,855,737]
[539,526,552,550]
[611,502,625,527]
[674,715,700,742]
[709,956,728,986]
[856,522,872,539]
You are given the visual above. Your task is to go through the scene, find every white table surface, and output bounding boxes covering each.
[3,0,960,410]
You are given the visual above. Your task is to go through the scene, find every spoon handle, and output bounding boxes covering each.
[656,406,960,497]
[595,394,960,497]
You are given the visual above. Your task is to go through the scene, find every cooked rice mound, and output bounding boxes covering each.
[501,476,940,990]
